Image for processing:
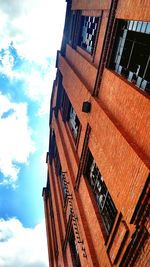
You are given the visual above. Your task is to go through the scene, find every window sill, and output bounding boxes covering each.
[107,69,150,100]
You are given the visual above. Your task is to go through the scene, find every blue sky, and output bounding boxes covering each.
[0,0,66,266]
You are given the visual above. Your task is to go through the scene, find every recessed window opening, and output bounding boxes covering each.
[69,227,81,267]
[78,16,99,54]
[52,134,67,202]
[68,106,80,141]
[109,20,150,94]
[85,150,117,237]
[61,89,81,143]
[49,196,58,256]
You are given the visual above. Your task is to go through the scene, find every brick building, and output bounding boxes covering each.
[42,0,150,266]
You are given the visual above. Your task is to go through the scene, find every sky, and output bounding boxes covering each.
[0,0,66,266]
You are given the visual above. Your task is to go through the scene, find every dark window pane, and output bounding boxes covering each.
[109,19,150,94]
[128,20,133,30]
[69,228,81,267]
[132,21,138,31]
[78,16,99,54]
[141,22,147,33]
[69,106,80,140]
[85,150,117,237]
[61,90,81,142]
[137,21,142,32]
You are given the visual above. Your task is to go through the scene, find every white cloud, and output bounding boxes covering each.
[0,0,66,115]
[0,0,66,64]
[0,47,15,79]
[26,66,56,116]
[0,47,54,115]
[0,218,49,267]
[0,94,35,186]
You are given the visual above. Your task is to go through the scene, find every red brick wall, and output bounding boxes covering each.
[66,45,97,92]
[90,98,149,223]
[98,69,150,164]
[58,53,150,266]
[59,55,149,222]
[52,115,101,267]
[59,55,90,126]
[72,0,111,11]
[94,10,109,67]
[116,0,150,21]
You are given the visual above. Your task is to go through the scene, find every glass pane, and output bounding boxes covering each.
[110,19,150,95]
[141,79,147,89]
[136,76,142,87]
[120,38,133,68]
[146,22,150,34]
[141,22,147,33]
[136,21,142,32]
[85,150,117,236]
[127,20,130,29]
[128,71,134,81]
[79,16,99,54]
[128,20,134,30]
[132,21,138,31]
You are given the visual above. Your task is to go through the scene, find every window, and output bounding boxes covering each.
[130,173,150,225]
[54,148,67,202]
[59,172,68,205]
[63,216,81,265]
[78,16,99,54]
[69,227,81,267]
[69,11,82,49]
[68,106,80,141]
[49,194,58,256]
[84,150,117,237]
[109,20,150,94]
[51,132,68,203]
[69,11,100,55]
[75,123,91,190]
[61,89,81,143]
[54,71,63,118]
[53,138,61,176]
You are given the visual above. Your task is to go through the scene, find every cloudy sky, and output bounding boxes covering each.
[0,0,66,266]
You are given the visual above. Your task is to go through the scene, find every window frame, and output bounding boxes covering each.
[69,10,101,59]
[49,193,59,257]
[62,213,81,267]
[78,15,100,56]
[108,19,150,95]
[61,88,81,145]
[84,149,117,239]
[69,226,81,267]
[51,132,69,206]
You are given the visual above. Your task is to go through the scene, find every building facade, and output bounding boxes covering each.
[42,0,150,266]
